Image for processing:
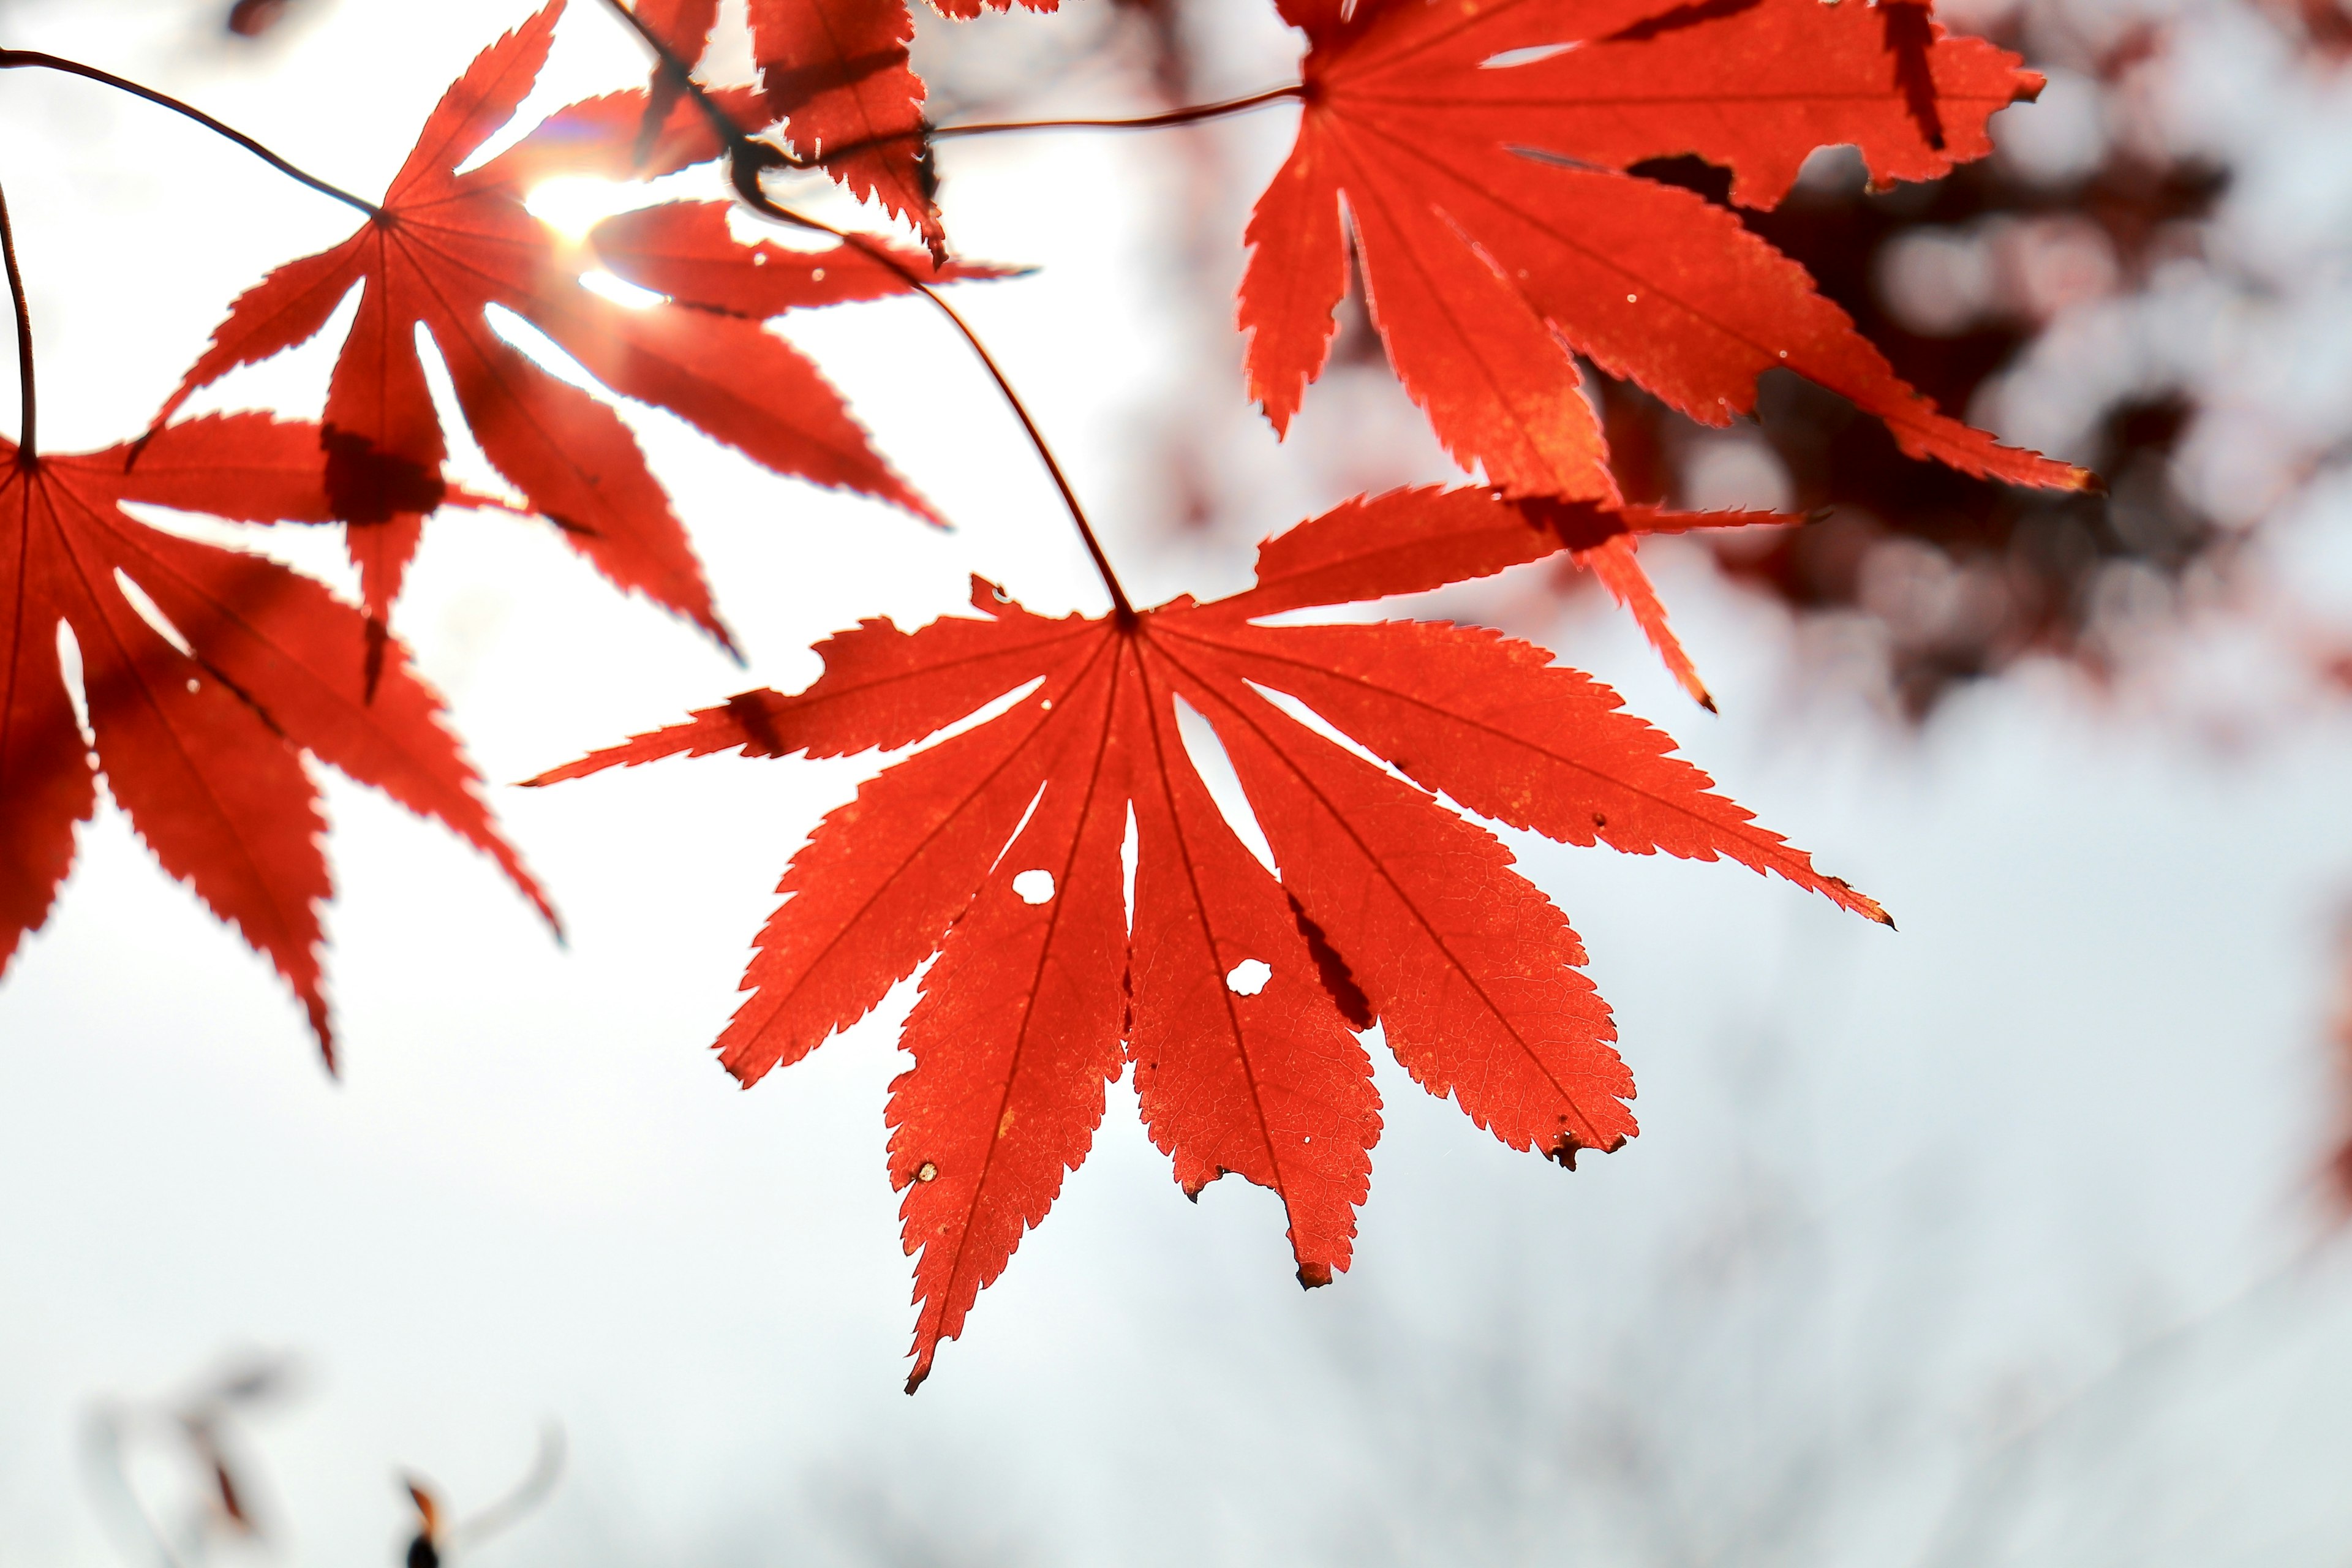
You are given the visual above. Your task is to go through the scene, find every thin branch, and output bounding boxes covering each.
[932,85,1305,143]
[1912,1248,2318,1568]
[737,175,1137,620]
[0,52,381,219]
[594,0,1137,620]
[594,0,1297,173]
[593,0,782,173]
[802,85,1308,170]
[0,178,34,461]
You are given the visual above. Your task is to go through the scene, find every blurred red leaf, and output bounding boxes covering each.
[225,0,293,37]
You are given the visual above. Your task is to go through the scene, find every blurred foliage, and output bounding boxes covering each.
[1617,128,2226,717]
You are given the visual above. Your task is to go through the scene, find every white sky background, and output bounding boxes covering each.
[2,0,2352,1564]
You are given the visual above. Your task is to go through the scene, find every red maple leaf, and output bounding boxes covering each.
[745,0,1057,257]
[155,0,960,649]
[587,200,1019,317]
[631,0,722,154]
[638,0,723,53]
[530,486,1887,1389]
[1238,0,2095,701]
[0,415,549,1066]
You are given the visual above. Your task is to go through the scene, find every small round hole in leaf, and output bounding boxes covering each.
[1226,959,1271,996]
[1013,870,1056,905]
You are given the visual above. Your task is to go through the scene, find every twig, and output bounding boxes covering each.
[935,85,1305,140]
[1911,1248,2319,1568]
[808,85,1307,169]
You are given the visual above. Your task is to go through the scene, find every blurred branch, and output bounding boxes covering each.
[1913,1251,2319,1568]
[81,1355,295,1568]
[448,1424,566,1551]
[84,1408,194,1568]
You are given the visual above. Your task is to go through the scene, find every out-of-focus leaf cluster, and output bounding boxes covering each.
[225,0,296,37]
[1606,0,2350,716]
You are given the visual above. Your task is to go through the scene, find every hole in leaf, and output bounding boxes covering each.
[1225,959,1272,996]
[916,1161,938,1183]
[1013,869,1056,905]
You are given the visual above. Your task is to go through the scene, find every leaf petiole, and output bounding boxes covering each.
[0,179,33,461]
[0,51,382,220]
[595,0,1139,622]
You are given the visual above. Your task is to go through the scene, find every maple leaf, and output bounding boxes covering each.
[530,486,1887,1389]
[588,201,1019,318]
[639,0,723,55]
[1237,0,2095,701]
[745,0,1057,257]
[0,414,551,1066]
[156,0,950,649]
[630,0,722,161]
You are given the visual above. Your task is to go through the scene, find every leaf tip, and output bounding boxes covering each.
[1297,1262,1333,1290]
[1548,1131,1631,1170]
[1823,873,1894,928]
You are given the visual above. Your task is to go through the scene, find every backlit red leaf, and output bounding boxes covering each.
[534,484,1885,1387]
[159,1,944,641]
[0,415,548,1065]
[747,0,1060,254]
[590,202,1018,317]
[1236,0,2092,695]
